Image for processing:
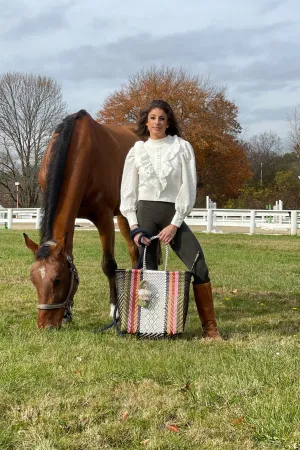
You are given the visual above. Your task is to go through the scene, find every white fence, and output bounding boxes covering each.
[1,207,299,235]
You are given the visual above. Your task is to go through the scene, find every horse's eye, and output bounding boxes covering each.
[54,277,61,286]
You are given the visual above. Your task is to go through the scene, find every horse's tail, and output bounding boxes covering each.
[40,109,87,243]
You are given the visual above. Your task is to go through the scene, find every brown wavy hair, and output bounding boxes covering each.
[135,100,181,138]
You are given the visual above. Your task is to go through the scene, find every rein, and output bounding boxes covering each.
[37,254,79,311]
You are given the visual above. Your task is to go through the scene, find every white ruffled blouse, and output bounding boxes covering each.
[120,135,197,228]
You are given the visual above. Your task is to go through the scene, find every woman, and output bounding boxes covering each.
[120,99,220,339]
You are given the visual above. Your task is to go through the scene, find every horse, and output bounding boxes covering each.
[24,110,139,328]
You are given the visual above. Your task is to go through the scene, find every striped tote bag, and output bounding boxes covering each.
[115,236,198,338]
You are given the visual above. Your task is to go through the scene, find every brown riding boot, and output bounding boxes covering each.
[193,282,221,339]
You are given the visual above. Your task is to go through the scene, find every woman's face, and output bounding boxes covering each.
[146,108,168,140]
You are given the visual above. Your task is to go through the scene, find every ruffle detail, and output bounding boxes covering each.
[159,137,181,191]
[135,137,182,194]
[139,151,161,192]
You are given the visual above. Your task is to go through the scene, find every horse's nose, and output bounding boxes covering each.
[38,320,62,329]
[38,309,64,329]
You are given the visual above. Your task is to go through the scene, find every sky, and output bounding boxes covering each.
[1,0,299,142]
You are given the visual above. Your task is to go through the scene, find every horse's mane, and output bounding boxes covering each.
[37,109,87,258]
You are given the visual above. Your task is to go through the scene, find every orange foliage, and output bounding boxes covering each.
[97,67,251,206]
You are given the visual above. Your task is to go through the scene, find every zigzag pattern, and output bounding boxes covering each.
[116,269,192,339]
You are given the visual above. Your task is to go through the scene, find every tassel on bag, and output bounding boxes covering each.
[138,279,151,308]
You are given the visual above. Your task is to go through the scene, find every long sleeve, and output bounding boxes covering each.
[120,146,139,227]
[171,141,197,227]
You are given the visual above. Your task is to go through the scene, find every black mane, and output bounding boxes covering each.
[38,109,87,255]
[36,245,51,260]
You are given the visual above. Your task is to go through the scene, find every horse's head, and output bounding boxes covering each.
[23,234,79,328]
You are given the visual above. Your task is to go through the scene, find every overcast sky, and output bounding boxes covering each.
[1,0,299,141]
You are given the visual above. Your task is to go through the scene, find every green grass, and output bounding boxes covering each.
[0,230,299,450]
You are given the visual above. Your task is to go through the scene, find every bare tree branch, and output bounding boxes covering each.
[245,131,283,187]
[288,106,300,159]
[0,72,68,207]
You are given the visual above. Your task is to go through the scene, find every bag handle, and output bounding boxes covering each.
[143,236,169,274]
[143,237,201,275]
[190,251,201,272]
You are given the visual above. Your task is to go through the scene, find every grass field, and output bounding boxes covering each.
[0,230,299,450]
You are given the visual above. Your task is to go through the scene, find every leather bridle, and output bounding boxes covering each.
[37,254,79,312]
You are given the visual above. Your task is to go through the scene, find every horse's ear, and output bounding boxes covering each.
[51,235,66,257]
[23,233,39,254]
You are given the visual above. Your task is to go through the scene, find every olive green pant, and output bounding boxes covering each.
[137,200,210,284]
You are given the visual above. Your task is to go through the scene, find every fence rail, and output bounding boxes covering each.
[0,207,299,235]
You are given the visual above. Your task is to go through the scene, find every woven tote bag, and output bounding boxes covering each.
[115,236,198,338]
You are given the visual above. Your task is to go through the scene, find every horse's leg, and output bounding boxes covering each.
[93,210,118,316]
[117,215,139,268]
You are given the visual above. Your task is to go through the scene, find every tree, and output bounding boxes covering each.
[97,66,251,206]
[225,186,276,209]
[274,170,300,209]
[288,106,300,160]
[227,147,300,209]
[245,131,283,187]
[0,72,68,207]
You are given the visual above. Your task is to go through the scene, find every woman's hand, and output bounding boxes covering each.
[131,225,151,247]
[133,233,151,247]
[158,224,178,244]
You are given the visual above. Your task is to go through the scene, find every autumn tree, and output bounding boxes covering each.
[0,72,68,207]
[228,140,300,209]
[97,66,251,206]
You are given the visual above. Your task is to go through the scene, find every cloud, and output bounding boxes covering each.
[0,1,27,19]
[0,2,299,138]
[234,43,300,91]
[101,21,293,65]
[259,0,288,14]
[199,35,300,95]
[2,4,69,40]
[244,105,292,123]
[21,20,296,86]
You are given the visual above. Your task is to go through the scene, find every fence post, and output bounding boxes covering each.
[291,210,297,235]
[36,208,41,229]
[207,209,213,233]
[250,210,255,235]
[206,196,210,209]
[278,200,283,224]
[7,209,13,229]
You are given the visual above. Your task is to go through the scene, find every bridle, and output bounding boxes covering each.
[37,253,79,312]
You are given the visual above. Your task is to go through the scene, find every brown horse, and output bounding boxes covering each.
[24,110,139,328]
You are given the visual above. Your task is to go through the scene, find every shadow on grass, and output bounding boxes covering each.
[5,288,297,341]
[202,290,298,340]
[77,290,299,341]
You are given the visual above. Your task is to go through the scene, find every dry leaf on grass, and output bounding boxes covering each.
[166,424,179,432]
[140,439,150,445]
[232,289,238,294]
[232,416,244,425]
